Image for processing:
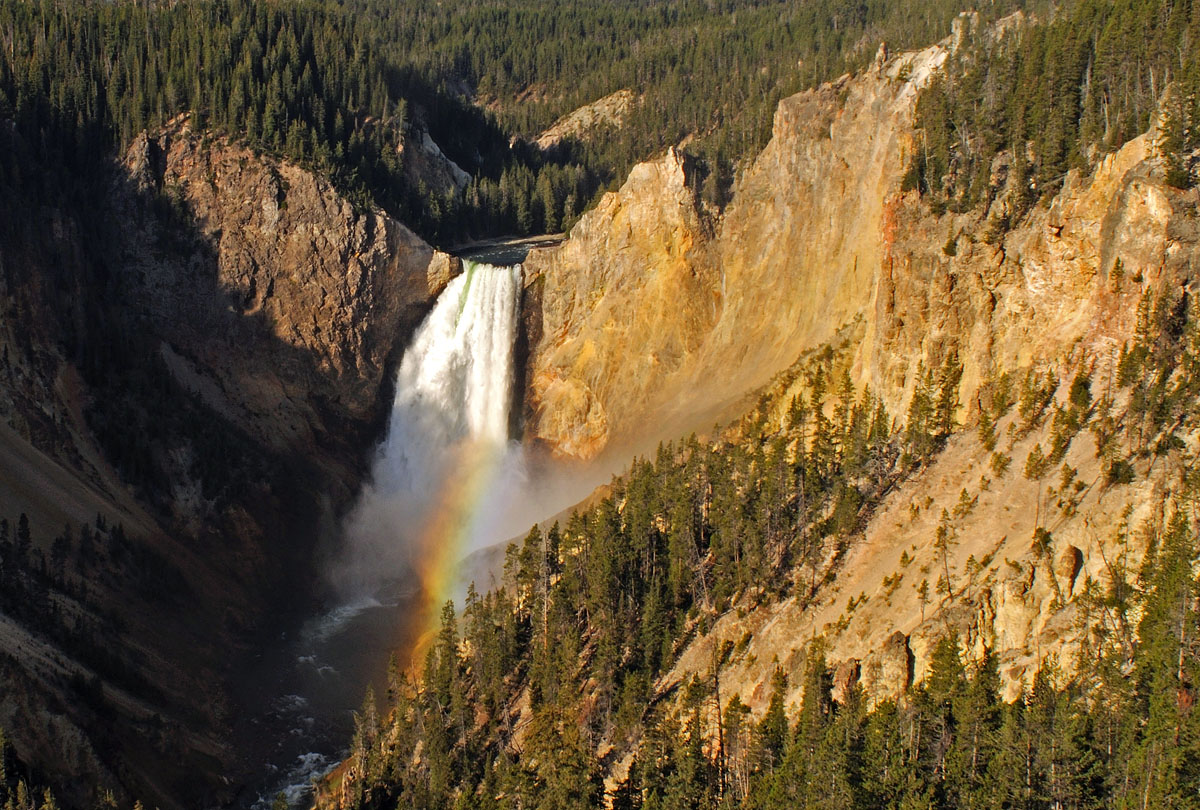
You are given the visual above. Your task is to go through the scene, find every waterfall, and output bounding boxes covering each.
[336,260,524,599]
[248,261,524,810]
[375,260,522,497]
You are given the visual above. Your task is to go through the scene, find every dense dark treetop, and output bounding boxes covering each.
[4,0,1197,241]
[0,0,1039,244]
[908,0,1200,214]
[332,289,1200,810]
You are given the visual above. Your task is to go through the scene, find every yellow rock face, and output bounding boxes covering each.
[524,41,1197,467]
[524,47,947,459]
[523,146,720,459]
[521,37,1200,713]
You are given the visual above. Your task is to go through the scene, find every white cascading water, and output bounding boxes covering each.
[254,257,621,809]
[251,261,526,810]
[375,260,521,497]
[334,260,525,597]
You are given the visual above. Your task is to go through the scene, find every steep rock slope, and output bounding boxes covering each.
[523,147,718,458]
[701,46,947,410]
[519,36,1200,714]
[668,357,1193,717]
[690,123,1199,714]
[869,132,1180,419]
[0,118,455,806]
[523,38,1190,466]
[116,117,457,477]
[523,46,947,459]
[535,88,636,151]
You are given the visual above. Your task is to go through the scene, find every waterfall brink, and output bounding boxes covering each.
[336,260,524,601]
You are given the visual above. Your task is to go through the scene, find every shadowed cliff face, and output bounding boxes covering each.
[105,119,462,627]
[0,117,456,807]
[117,118,458,470]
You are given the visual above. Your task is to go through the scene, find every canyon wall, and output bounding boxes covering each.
[520,38,1200,714]
[523,44,1194,461]
[0,117,455,807]
[522,147,718,458]
[117,116,458,470]
[523,46,949,458]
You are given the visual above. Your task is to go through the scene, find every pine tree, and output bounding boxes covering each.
[905,363,936,467]
[945,652,1001,809]
[1024,443,1050,528]
[15,514,30,567]
[934,352,963,439]
[1158,84,1193,189]
[758,665,789,769]
[934,509,957,605]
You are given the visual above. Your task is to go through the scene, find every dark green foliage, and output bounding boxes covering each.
[1159,83,1196,189]
[0,512,173,701]
[910,0,1200,216]
[334,278,1200,810]
[1107,458,1136,485]
[904,354,963,468]
[328,349,908,810]
[0,0,1027,245]
[0,727,63,810]
[376,0,1012,227]
[0,0,495,243]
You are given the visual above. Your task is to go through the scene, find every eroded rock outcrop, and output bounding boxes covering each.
[869,131,1187,421]
[116,117,457,469]
[524,46,947,460]
[535,88,636,151]
[523,146,718,458]
[398,125,472,197]
[702,46,948,408]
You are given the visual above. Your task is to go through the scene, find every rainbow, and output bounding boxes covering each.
[409,439,512,644]
[361,260,524,660]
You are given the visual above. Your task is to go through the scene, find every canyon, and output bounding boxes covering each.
[0,12,1198,809]
[0,115,458,806]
